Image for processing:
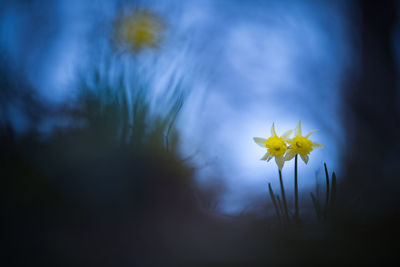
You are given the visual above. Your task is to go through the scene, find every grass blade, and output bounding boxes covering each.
[330,171,337,209]
[268,183,282,225]
[310,192,322,222]
[276,195,285,224]
[278,169,290,224]
[324,162,330,219]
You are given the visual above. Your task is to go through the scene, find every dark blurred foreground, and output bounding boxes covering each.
[2,130,399,266]
[2,129,399,266]
[1,58,399,267]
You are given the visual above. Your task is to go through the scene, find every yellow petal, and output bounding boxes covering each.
[284,150,296,161]
[295,121,302,136]
[312,142,325,148]
[275,155,285,170]
[271,123,277,137]
[261,152,273,161]
[306,129,318,138]
[281,129,293,139]
[254,137,267,148]
[300,154,309,164]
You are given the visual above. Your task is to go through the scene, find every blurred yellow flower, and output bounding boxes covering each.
[284,121,324,164]
[254,123,293,170]
[115,9,164,52]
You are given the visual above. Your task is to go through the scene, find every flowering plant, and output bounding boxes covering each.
[254,121,326,226]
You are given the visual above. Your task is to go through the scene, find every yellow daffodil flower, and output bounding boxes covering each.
[254,123,293,170]
[284,121,324,164]
[115,9,165,52]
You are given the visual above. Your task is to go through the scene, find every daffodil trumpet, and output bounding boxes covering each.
[253,123,292,171]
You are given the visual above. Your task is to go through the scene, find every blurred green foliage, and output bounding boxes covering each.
[0,51,203,264]
[1,51,198,230]
[74,59,185,153]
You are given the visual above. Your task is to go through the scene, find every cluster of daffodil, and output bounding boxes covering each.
[254,121,324,170]
[254,121,324,225]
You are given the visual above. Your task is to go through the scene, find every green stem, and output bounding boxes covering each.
[294,154,299,221]
[279,169,289,223]
[268,183,282,225]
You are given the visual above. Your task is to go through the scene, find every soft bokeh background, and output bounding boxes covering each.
[2,0,400,265]
[0,0,351,213]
